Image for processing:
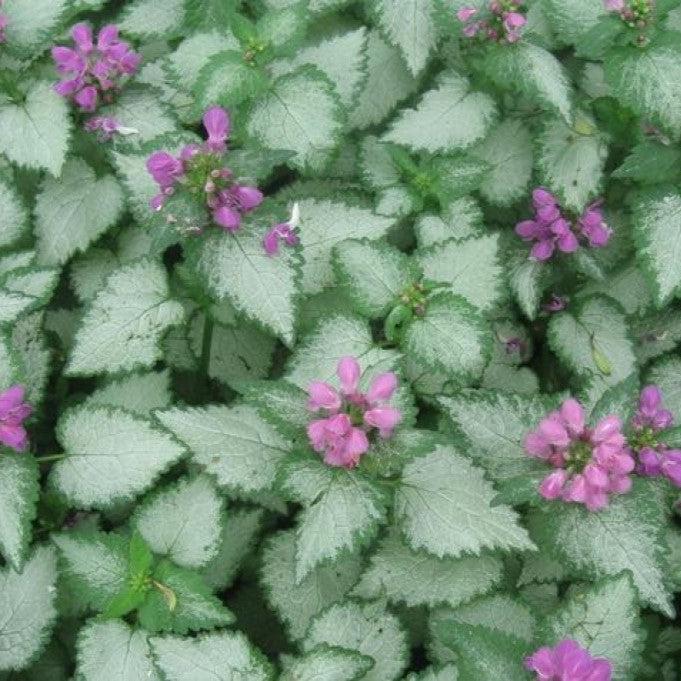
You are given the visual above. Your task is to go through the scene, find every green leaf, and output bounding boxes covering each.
[414,198,484,248]
[612,140,681,184]
[193,51,269,111]
[582,265,653,317]
[403,666,459,681]
[133,475,224,569]
[0,176,29,249]
[275,28,368,107]
[481,42,572,121]
[66,259,185,376]
[506,240,547,320]
[51,531,128,613]
[151,631,273,681]
[373,0,437,76]
[304,601,408,681]
[333,239,414,318]
[528,479,674,616]
[632,189,681,306]
[190,229,299,345]
[401,292,490,382]
[84,370,172,416]
[605,38,681,138]
[76,619,160,681]
[353,531,502,609]
[155,403,291,494]
[543,574,643,680]
[536,114,609,213]
[648,355,681,422]
[542,0,607,43]
[183,0,238,29]
[201,508,264,591]
[417,235,504,312]
[139,560,234,634]
[384,71,497,152]
[429,622,529,681]
[349,31,419,130]
[12,311,50,409]
[296,198,395,295]
[0,82,70,175]
[247,66,343,172]
[118,0,185,38]
[51,406,186,509]
[2,0,68,55]
[395,444,535,559]
[548,294,636,408]
[281,645,374,681]
[0,546,57,672]
[359,139,401,189]
[279,455,388,582]
[0,267,59,326]
[34,159,124,266]
[439,389,556,503]
[129,531,154,576]
[261,530,363,640]
[0,452,38,571]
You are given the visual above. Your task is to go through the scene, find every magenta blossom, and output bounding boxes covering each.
[0,385,32,453]
[604,0,625,9]
[264,203,300,255]
[146,106,264,232]
[524,398,634,511]
[525,639,612,681]
[543,294,569,313]
[0,0,7,44]
[515,188,611,262]
[84,116,137,141]
[52,23,141,114]
[306,357,401,468]
[632,385,673,432]
[457,0,526,44]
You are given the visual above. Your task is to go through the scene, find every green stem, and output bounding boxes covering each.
[199,315,214,377]
[35,453,66,464]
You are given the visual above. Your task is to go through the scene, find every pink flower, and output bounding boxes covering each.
[524,398,634,511]
[212,184,263,233]
[52,22,141,114]
[457,6,478,21]
[0,385,32,453]
[0,2,7,44]
[525,639,612,680]
[604,0,625,10]
[543,294,569,313]
[578,202,611,248]
[305,358,401,468]
[147,152,184,189]
[661,451,681,487]
[203,106,230,154]
[631,385,673,432]
[264,203,300,255]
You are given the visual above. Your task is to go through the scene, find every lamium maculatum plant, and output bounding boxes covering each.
[0,0,680,679]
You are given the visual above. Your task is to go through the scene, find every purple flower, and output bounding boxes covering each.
[604,0,625,10]
[203,106,230,154]
[524,398,634,511]
[578,202,611,248]
[661,450,681,487]
[306,357,401,468]
[264,203,301,255]
[146,152,184,189]
[0,0,9,44]
[0,385,32,453]
[457,6,478,21]
[525,639,612,680]
[632,385,674,432]
[543,294,569,313]
[213,184,264,233]
[52,22,141,113]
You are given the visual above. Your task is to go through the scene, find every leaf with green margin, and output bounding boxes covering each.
[415,198,484,248]
[542,573,643,681]
[0,82,70,175]
[34,159,124,266]
[247,66,344,172]
[84,370,172,416]
[589,374,640,425]
[395,444,536,559]
[647,355,681,422]
[151,631,273,681]
[536,114,609,213]
[0,175,29,249]
[401,292,490,382]
[304,601,408,681]
[0,546,57,672]
[352,531,503,609]
[118,0,185,38]
[0,452,38,570]
[631,189,681,307]
[2,0,69,56]
[542,0,607,43]
[155,403,291,494]
[281,645,374,681]
[506,239,547,320]
[333,239,415,319]
[384,71,497,153]
[0,267,59,326]
[278,454,388,582]
[527,479,674,616]
[612,141,681,185]
[261,530,363,640]
[50,406,187,509]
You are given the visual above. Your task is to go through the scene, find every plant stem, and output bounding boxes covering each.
[199,315,214,377]
[35,453,66,463]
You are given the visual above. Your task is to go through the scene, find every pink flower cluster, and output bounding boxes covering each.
[604,0,653,26]
[632,386,681,487]
[524,398,634,511]
[457,1,527,43]
[263,202,300,256]
[515,189,612,262]
[146,106,264,233]
[525,639,612,681]
[306,357,402,468]
[0,385,32,453]
[52,23,140,113]
[0,0,8,44]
